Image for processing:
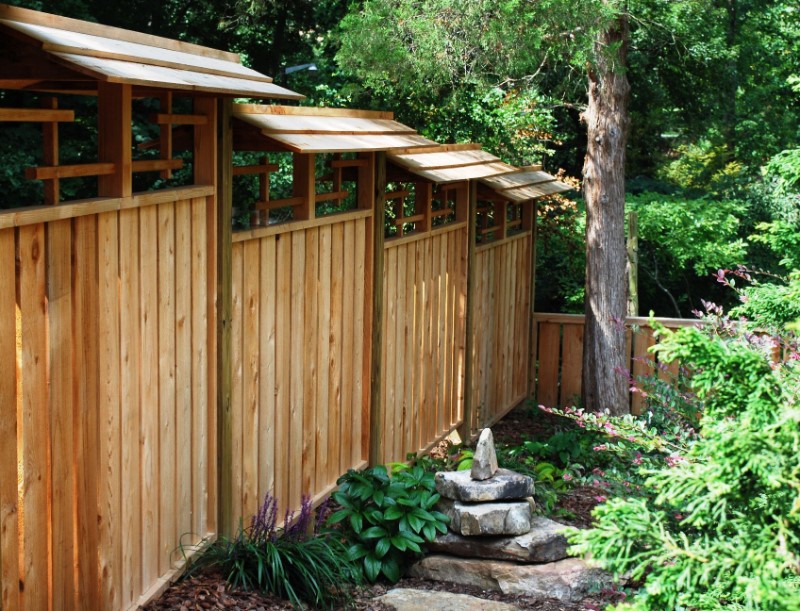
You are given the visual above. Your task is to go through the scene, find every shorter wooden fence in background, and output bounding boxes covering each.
[532,313,698,414]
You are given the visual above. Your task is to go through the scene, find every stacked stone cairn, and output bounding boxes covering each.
[409,428,611,603]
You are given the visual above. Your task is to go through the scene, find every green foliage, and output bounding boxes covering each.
[723,268,800,333]
[189,495,361,609]
[327,465,449,583]
[568,320,800,610]
[534,195,586,313]
[627,192,748,315]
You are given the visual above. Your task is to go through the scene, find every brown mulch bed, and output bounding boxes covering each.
[142,405,622,611]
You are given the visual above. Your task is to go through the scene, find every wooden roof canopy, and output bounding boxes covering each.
[388,144,515,184]
[479,167,573,202]
[0,3,303,98]
[388,144,573,203]
[232,104,436,153]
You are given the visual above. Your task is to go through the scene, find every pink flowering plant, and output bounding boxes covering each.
[539,350,702,506]
[563,304,800,610]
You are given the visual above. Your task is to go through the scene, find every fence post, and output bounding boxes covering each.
[369,152,387,465]
[216,97,234,536]
[459,180,478,442]
[627,211,639,317]
[525,201,539,399]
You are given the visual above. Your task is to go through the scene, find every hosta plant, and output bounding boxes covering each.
[327,464,449,583]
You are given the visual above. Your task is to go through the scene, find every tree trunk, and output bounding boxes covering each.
[581,11,630,415]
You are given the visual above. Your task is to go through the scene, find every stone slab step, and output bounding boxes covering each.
[435,469,534,502]
[426,516,570,563]
[409,555,611,603]
[377,588,520,611]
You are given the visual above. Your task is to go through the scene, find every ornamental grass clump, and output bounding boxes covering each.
[190,494,362,609]
[567,314,800,610]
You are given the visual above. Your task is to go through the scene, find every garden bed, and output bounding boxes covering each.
[141,405,619,610]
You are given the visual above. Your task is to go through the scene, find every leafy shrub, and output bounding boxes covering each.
[328,464,449,583]
[567,317,800,610]
[189,494,361,609]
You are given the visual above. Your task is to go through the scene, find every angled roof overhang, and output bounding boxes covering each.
[232,104,435,153]
[479,166,574,202]
[0,3,302,99]
[388,144,516,184]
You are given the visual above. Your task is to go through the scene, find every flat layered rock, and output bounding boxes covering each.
[426,516,570,563]
[377,588,520,611]
[409,555,611,603]
[435,469,534,502]
[439,498,532,536]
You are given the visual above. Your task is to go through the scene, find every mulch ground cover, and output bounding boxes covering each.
[142,405,622,611]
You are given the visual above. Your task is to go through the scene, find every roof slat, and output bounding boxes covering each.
[233,104,436,153]
[0,3,238,61]
[498,180,574,202]
[256,133,435,154]
[51,53,303,98]
[2,20,273,83]
[0,3,302,99]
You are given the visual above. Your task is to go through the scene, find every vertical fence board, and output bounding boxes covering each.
[395,244,408,459]
[560,324,584,407]
[73,214,99,607]
[190,198,209,539]
[383,245,397,462]
[274,235,291,515]
[289,234,305,508]
[316,226,332,486]
[536,323,561,408]
[47,218,74,607]
[302,229,319,497]
[174,201,193,546]
[631,327,656,415]
[119,208,142,607]
[19,223,50,611]
[97,211,121,610]
[140,205,160,588]
[403,244,416,454]
[258,236,277,505]
[412,241,425,451]
[0,228,19,611]
[354,218,372,466]
[329,224,344,480]
[157,204,176,575]
[242,239,260,519]
[338,222,352,469]
[230,243,244,530]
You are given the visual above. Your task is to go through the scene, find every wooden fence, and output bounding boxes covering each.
[532,313,697,414]
[468,231,533,432]
[228,211,372,532]
[378,223,469,464]
[0,187,218,611]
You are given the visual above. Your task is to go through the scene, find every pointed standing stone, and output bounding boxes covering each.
[471,428,499,480]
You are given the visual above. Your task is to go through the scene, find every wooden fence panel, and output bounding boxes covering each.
[229,214,372,531]
[1,189,217,611]
[533,313,696,412]
[379,225,468,463]
[469,233,533,433]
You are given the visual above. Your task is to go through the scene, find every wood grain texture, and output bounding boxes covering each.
[0,228,20,611]
[47,218,75,606]
[18,223,50,611]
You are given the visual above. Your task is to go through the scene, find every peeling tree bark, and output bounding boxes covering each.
[581,10,630,415]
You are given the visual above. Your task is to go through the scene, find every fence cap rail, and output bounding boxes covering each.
[532,312,701,328]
